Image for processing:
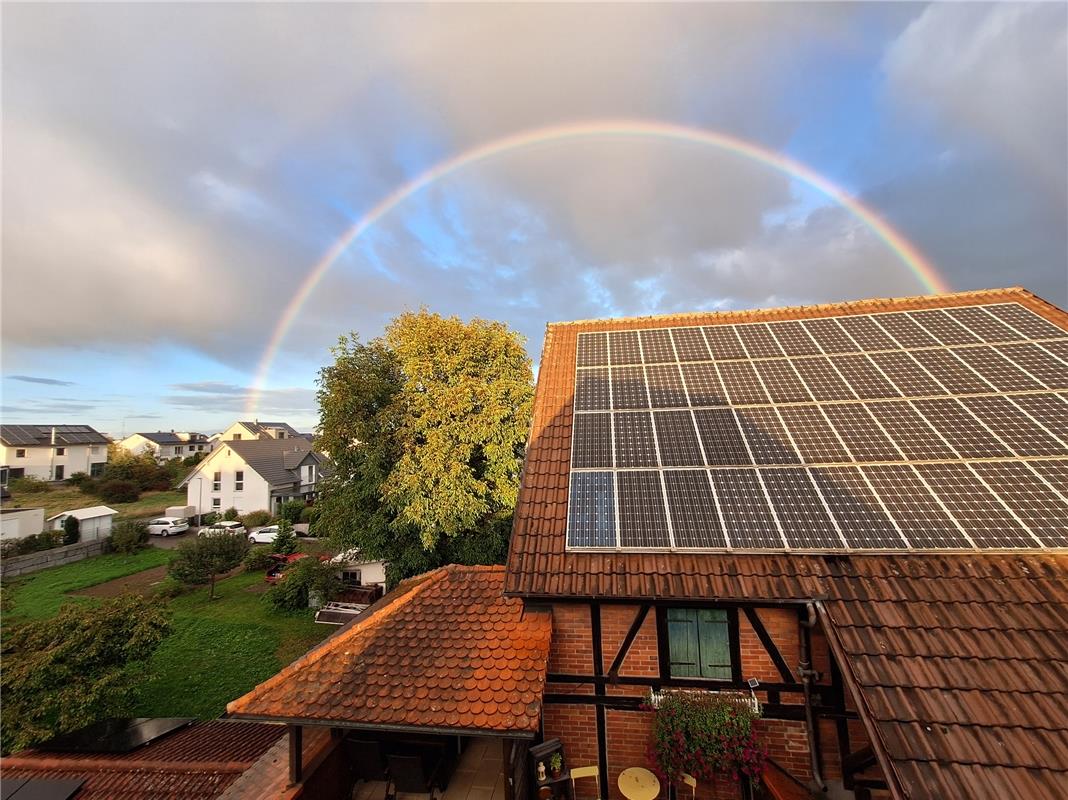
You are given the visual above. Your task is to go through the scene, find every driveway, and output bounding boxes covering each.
[150,528,197,550]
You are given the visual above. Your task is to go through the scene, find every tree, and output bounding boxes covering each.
[111,520,149,554]
[279,499,306,525]
[272,519,299,555]
[62,515,80,545]
[223,507,240,521]
[316,310,533,584]
[1,595,171,754]
[264,556,342,612]
[168,534,249,599]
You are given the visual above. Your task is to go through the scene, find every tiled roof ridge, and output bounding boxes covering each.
[227,565,457,714]
[543,286,1051,328]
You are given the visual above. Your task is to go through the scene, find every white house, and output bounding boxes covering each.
[0,507,46,541]
[329,549,388,589]
[47,505,119,541]
[117,431,213,462]
[0,425,109,484]
[179,437,327,518]
[217,420,303,442]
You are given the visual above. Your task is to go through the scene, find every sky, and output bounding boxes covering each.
[2,2,1065,436]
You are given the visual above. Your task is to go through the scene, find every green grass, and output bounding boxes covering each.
[4,547,175,620]
[5,486,188,521]
[131,570,331,718]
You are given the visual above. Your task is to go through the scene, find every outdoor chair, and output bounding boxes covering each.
[679,773,697,800]
[385,752,446,799]
[347,738,388,782]
[570,765,600,800]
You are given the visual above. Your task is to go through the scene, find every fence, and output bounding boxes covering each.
[1,539,109,579]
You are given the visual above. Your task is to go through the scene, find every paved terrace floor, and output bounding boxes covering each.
[354,737,506,800]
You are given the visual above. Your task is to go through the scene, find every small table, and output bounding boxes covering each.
[618,767,660,800]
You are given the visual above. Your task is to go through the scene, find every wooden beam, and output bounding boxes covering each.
[843,746,877,777]
[743,607,795,683]
[288,724,303,785]
[607,604,650,679]
[590,603,610,800]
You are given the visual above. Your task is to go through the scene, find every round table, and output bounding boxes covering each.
[618,767,660,800]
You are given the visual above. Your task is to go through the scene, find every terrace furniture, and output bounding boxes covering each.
[385,752,446,799]
[570,765,600,800]
[618,768,660,800]
[346,738,388,781]
[678,774,697,800]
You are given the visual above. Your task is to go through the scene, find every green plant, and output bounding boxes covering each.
[14,530,64,555]
[264,556,340,611]
[279,499,306,525]
[111,520,149,554]
[243,545,275,572]
[199,512,219,526]
[241,510,272,528]
[549,752,563,774]
[645,690,766,785]
[62,515,80,545]
[168,534,249,599]
[299,505,317,524]
[66,472,90,487]
[222,507,240,522]
[96,479,140,504]
[153,577,186,599]
[9,476,50,493]
[271,519,298,555]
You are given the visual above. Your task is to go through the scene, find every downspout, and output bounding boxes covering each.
[799,602,827,792]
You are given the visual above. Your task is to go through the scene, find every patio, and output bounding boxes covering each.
[351,737,507,800]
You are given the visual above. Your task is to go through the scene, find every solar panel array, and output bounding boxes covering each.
[566,302,1068,551]
[0,424,109,446]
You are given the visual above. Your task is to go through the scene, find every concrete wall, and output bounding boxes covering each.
[0,538,108,579]
[0,507,46,540]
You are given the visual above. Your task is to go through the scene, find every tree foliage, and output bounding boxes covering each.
[110,520,149,554]
[168,534,248,599]
[264,556,341,612]
[1,595,171,754]
[316,310,533,584]
[279,499,306,525]
[62,515,80,545]
[271,519,298,555]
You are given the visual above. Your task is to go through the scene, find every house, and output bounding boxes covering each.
[329,549,389,589]
[47,506,119,541]
[0,425,109,483]
[0,718,286,799]
[217,419,303,442]
[179,437,327,517]
[117,431,213,461]
[0,507,45,541]
[228,287,1068,800]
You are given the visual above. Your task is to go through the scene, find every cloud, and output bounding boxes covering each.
[169,381,249,395]
[1,401,95,415]
[6,375,76,386]
[165,384,316,414]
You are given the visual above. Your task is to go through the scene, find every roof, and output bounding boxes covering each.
[182,438,323,489]
[0,720,284,800]
[46,506,119,522]
[236,420,301,438]
[506,286,1068,596]
[131,432,183,445]
[227,565,552,735]
[0,425,109,447]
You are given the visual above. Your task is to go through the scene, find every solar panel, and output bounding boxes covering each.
[646,363,689,408]
[613,412,659,467]
[959,396,1068,456]
[1037,338,1068,365]
[736,324,785,358]
[909,398,1012,458]
[950,346,1046,392]
[908,309,982,345]
[653,411,704,467]
[767,320,823,355]
[802,318,861,353]
[995,343,1068,389]
[820,403,905,462]
[944,306,1026,342]
[0,778,84,800]
[567,472,616,547]
[865,401,958,461]
[609,330,642,365]
[617,471,670,547]
[860,464,973,548]
[1028,459,1068,499]
[663,470,726,548]
[985,303,1067,339]
[577,332,609,367]
[575,368,610,411]
[703,326,747,359]
[837,315,900,351]
[790,356,858,401]
[969,461,1068,547]
[680,362,728,406]
[915,463,1037,548]
[735,408,801,464]
[708,469,782,548]
[908,348,993,394]
[754,359,813,403]
[1009,394,1068,441]
[717,361,770,405]
[759,468,843,548]
[809,466,907,548]
[828,354,901,399]
[611,366,649,410]
[670,327,710,361]
[872,312,940,348]
[777,405,852,464]
[867,351,948,396]
[640,329,676,364]
[40,718,195,753]
[693,408,752,465]
[572,413,613,469]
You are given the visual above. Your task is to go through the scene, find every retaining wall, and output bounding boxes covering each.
[1,539,109,579]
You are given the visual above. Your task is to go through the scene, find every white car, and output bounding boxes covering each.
[248,525,280,544]
[199,520,247,537]
[146,516,190,537]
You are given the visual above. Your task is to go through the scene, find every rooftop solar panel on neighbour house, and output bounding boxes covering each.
[566,301,1068,551]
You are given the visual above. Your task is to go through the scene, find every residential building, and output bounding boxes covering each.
[47,506,119,541]
[179,437,326,517]
[117,431,213,461]
[217,420,302,442]
[0,425,109,483]
[0,507,45,541]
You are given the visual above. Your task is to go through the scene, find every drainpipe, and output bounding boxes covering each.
[799,602,827,793]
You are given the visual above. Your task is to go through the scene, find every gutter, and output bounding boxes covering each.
[798,603,826,793]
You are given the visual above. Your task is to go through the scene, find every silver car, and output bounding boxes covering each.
[248,525,279,544]
[146,516,190,537]
[199,520,247,537]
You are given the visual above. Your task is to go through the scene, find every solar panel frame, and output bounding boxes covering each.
[860,464,974,548]
[759,467,844,549]
[663,470,728,548]
[959,395,1068,457]
[984,303,1067,339]
[613,411,660,467]
[993,343,1068,389]
[909,398,1013,459]
[708,468,784,548]
[577,332,609,367]
[609,330,643,365]
[736,324,785,359]
[1008,394,1068,441]
[767,320,824,356]
[776,405,853,464]
[908,309,983,345]
[693,408,753,465]
[754,359,813,403]
[1028,459,1068,502]
[567,471,617,547]
[949,346,1046,392]
[735,407,802,464]
[790,356,858,401]
[809,466,908,548]
[828,354,902,399]
[680,362,729,406]
[908,348,994,394]
[871,312,941,348]
[837,315,900,351]
[670,327,711,361]
[611,366,650,410]
[572,412,613,469]
[969,461,1068,547]
[575,368,611,412]
[640,329,676,364]
[865,400,959,461]
[646,363,690,408]
[943,306,1026,343]
[867,351,949,397]
[1038,338,1068,365]
[653,410,705,467]
[703,326,747,359]
[717,360,771,405]
[802,318,862,353]
[820,402,906,462]
[616,470,672,547]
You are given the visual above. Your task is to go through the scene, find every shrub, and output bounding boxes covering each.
[272,519,299,556]
[62,516,80,545]
[110,520,149,554]
[222,507,240,521]
[243,545,275,572]
[0,540,19,559]
[279,499,306,525]
[168,534,249,599]
[241,510,272,528]
[199,512,219,526]
[9,476,49,494]
[66,472,90,487]
[78,478,100,496]
[96,479,140,504]
[13,531,63,556]
[152,577,186,599]
[264,556,341,611]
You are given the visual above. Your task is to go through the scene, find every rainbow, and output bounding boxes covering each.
[246,119,947,414]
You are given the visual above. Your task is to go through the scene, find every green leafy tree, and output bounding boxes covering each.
[168,534,249,599]
[222,506,240,521]
[271,519,298,555]
[1,595,171,754]
[264,556,342,612]
[316,310,533,584]
[110,520,149,554]
[62,515,80,545]
[279,499,306,525]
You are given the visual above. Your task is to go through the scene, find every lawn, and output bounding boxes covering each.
[5,485,188,521]
[4,547,175,620]
[131,570,331,718]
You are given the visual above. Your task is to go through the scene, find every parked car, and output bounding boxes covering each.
[249,525,280,544]
[199,520,247,537]
[146,516,190,537]
[264,553,308,583]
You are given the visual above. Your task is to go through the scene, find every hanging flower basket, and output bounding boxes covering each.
[642,689,767,785]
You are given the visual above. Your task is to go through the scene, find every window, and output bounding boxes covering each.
[9,468,25,479]
[90,462,105,477]
[232,433,242,440]
[278,431,285,439]
[16,449,25,458]
[342,569,363,587]
[213,471,222,492]
[198,445,204,451]
[55,447,65,456]
[235,471,244,491]
[91,446,100,454]
[54,465,65,481]
[0,467,7,487]
[665,608,733,680]
[212,498,221,509]
[175,446,183,454]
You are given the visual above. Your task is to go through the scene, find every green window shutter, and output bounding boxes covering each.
[697,609,731,680]
[667,608,700,678]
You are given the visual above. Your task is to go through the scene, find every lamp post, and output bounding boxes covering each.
[194,476,204,527]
